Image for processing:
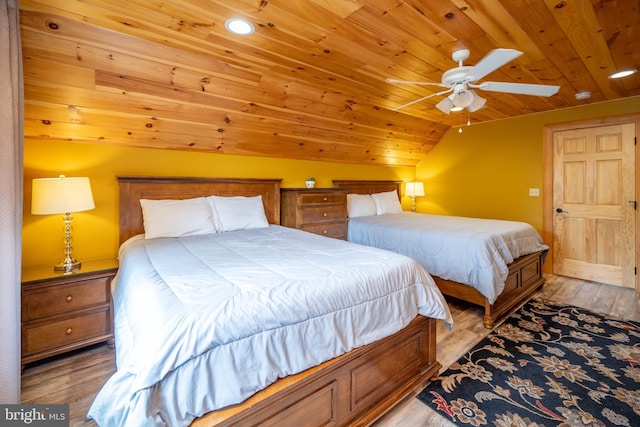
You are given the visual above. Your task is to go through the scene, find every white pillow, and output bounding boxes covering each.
[209,195,269,232]
[371,190,402,215]
[347,194,377,218]
[140,197,216,239]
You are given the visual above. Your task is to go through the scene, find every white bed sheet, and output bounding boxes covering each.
[89,225,452,427]
[347,212,549,303]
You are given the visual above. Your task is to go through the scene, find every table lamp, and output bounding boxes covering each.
[31,175,95,273]
[405,181,425,212]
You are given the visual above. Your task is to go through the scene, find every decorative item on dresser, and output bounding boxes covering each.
[305,177,316,188]
[280,187,348,239]
[21,258,117,370]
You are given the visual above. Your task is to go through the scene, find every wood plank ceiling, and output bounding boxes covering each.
[20,0,640,167]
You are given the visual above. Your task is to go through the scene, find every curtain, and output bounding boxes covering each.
[0,0,23,403]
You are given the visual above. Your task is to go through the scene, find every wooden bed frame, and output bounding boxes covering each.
[117,176,442,427]
[333,179,546,329]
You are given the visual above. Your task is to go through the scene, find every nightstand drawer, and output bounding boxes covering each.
[22,309,111,356]
[300,205,347,223]
[301,222,347,239]
[299,192,345,205]
[22,277,111,321]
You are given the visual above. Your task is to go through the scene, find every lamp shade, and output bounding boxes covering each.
[436,96,454,114]
[32,176,95,215]
[405,181,425,197]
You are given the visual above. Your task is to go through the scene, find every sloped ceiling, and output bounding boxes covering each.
[20,0,640,166]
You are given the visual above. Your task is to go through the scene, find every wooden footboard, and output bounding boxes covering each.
[434,251,546,328]
[191,315,439,427]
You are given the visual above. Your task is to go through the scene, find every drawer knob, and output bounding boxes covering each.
[65,328,73,335]
[323,213,328,217]
[322,230,328,234]
[323,197,328,201]
[65,295,73,302]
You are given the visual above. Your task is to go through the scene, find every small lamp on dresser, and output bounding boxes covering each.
[31,175,95,273]
[405,181,425,212]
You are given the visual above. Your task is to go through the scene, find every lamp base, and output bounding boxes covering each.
[54,260,81,273]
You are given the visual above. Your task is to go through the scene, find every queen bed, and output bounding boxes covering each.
[332,180,548,329]
[88,176,452,427]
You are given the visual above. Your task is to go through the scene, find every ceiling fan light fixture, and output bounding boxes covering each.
[608,69,637,79]
[450,106,464,112]
[436,97,454,114]
[467,91,486,112]
[452,87,474,108]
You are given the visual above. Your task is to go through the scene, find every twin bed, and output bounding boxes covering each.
[333,180,549,329]
[89,176,548,426]
[89,176,453,427]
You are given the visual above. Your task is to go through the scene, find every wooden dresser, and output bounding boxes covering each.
[280,188,348,239]
[21,258,118,368]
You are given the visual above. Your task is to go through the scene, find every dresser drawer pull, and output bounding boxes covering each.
[323,213,328,217]
[322,230,328,234]
[65,295,73,302]
[323,197,328,201]
[65,328,73,335]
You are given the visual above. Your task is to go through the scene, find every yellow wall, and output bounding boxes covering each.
[22,142,414,268]
[24,97,640,269]
[416,97,640,232]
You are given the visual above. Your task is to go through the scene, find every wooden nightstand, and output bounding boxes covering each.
[281,188,348,239]
[21,258,118,368]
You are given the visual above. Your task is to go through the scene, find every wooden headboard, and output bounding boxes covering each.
[332,180,402,198]
[117,176,282,244]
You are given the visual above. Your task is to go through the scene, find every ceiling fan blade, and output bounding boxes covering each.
[478,81,560,96]
[392,88,452,111]
[464,49,523,82]
[386,78,446,87]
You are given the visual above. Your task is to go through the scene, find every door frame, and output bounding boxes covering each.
[542,113,640,291]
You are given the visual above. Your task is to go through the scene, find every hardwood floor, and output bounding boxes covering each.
[21,275,640,427]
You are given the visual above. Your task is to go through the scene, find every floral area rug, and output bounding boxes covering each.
[417,298,640,426]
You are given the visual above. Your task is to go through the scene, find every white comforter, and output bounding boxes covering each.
[88,225,452,427]
[347,213,549,304]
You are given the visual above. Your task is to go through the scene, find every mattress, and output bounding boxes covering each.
[88,225,452,426]
[347,212,549,303]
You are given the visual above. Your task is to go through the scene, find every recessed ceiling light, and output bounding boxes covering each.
[575,91,591,100]
[608,69,637,79]
[225,18,254,35]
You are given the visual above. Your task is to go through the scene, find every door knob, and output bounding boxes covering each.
[555,208,566,213]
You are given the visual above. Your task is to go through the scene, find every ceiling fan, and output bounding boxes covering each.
[387,48,560,114]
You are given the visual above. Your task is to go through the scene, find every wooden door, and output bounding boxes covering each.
[552,123,636,288]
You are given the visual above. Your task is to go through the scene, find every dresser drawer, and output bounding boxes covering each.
[299,192,346,205]
[300,204,347,223]
[22,309,111,357]
[281,188,348,240]
[22,276,111,321]
[301,222,347,239]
